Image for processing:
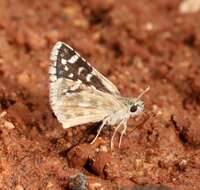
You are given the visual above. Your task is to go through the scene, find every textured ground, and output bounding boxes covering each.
[0,0,200,189]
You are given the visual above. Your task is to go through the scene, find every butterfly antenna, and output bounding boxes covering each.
[135,86,150,102]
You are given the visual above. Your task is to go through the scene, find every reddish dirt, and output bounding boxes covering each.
[0,0,200,190]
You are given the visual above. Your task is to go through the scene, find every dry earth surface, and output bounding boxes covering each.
[0,0,200,189]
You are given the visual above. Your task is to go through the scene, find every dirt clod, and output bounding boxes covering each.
[68,173,87,190]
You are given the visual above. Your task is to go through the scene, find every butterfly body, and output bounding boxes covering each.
[49,41,148,147]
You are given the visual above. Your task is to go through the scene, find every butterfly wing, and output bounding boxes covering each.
[49,41,123,128]
[50,78,123,128]
[50,41,120,95]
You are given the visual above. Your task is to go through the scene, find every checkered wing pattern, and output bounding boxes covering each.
[49,42,122,128]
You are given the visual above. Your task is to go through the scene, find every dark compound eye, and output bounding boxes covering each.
[130,104,138,112]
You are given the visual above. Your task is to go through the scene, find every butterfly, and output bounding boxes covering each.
[49,41,149,148]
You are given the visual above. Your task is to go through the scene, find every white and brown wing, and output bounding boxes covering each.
[49,41,122,128]
[49,41,120,96]
[50,79,123,128]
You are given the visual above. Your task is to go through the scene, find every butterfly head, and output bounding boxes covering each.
[126,99,144,117]
[125,86,150,117]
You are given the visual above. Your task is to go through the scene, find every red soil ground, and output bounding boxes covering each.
[0,0,200,189]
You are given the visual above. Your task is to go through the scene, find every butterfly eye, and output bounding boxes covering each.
[130,104,138,112]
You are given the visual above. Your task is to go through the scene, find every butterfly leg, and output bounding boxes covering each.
[90,118,108,144]
[111,120,124,149]
[118,120,128,148]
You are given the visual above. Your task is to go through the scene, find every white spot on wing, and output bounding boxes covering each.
[53,61,57,66]
[50,54,57,61]
[61,58,67,65]
[50,41,62,61]
[78,67,85,75]
[77,79,82,84]
[53,41,62,50]
[64,66,69,71]
[68,73,74,78]
[86,74,93,82]
[49,75,57,82]
[49,67,56,75]
[52,49,58,56]
[68,55,79,64]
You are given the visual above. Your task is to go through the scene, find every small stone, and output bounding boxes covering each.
[179,0,200,13]
[3,120,15,129]
[145,22,154,31]
[68,173,87,190]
